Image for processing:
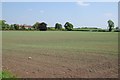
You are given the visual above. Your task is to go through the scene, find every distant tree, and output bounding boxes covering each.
[21,25,25,30]
[9,24,14,30]
[5,24,10,30]
[28,27,32,30]
[114,26,120,32]
[1,20,6,30]
[116,27,119,29]
[32,22,40,30]
[0,20,11,30]
[0,20,2,25]
[64,22,73,31]
[14,24,19,30]
[1,20,6,25]
[55,23,62,30]
[108,20,114,32]
[38,22,47,31]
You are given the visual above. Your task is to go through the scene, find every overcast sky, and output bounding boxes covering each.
[2,2,118,29]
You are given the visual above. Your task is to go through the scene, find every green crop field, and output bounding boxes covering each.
[2,31,118,78]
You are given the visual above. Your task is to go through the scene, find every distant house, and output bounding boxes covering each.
[38,22,47,31]
[19,24,33,30]
[24,25,32,29]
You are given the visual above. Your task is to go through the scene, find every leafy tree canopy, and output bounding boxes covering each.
[64,22,73,31]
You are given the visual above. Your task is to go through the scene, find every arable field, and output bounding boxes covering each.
[2,31,118,78]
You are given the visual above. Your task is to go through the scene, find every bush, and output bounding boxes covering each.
[72,29,90,31]
[97,29,106,32]
[47,27,56,31]
[114,29,120,32]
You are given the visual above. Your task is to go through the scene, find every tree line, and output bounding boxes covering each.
[0,19,119,32]
[0,20,73,31]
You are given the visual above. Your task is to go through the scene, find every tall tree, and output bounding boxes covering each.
[64,22,73,31]
[14,24,19,30]
[55,23,62,30]
[0,20,6,30]
[9,24,14,30]
[5,24,10,30]
[108,20,114,32]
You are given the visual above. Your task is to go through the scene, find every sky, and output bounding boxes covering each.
[2,2,118,29]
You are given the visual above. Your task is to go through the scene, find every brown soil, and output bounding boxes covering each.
[2,50,118,78]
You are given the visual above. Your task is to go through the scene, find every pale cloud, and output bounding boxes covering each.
[76,0,90,6]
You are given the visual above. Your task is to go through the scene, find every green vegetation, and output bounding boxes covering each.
[0,20,10,30]
[72,28,107,32]
[2,31,118,78]
[13,24,19,30]
[108,20,115,32]
[33,22,47,31]
[3,31,118,56]
[64,22,73,31]
[1,19,119,32]
[0,71,16,79]
[55,23,62,30]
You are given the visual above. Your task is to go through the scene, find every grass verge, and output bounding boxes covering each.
[0,70,16,79]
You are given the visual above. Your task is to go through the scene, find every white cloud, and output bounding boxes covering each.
[76,0,90,6]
